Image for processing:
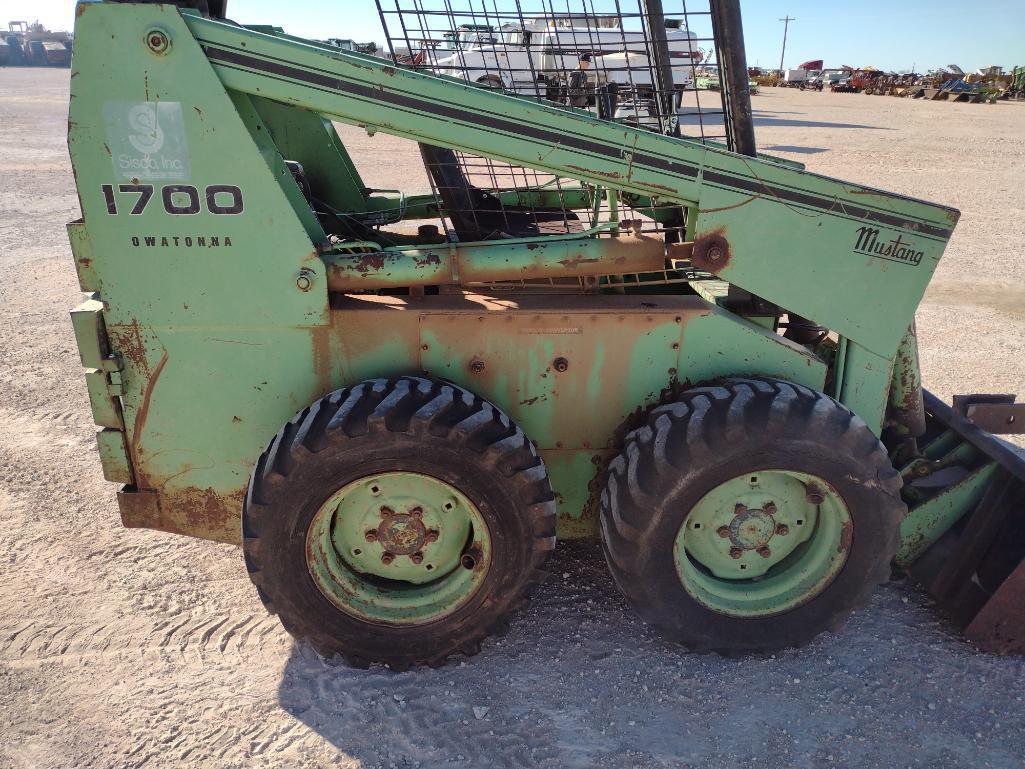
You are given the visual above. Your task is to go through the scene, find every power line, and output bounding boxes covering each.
[778,16,795,76]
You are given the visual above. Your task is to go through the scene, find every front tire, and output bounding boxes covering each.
[600,378,904,653]
[243,377,556,669]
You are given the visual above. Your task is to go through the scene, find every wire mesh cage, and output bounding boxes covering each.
[372,0,744,289]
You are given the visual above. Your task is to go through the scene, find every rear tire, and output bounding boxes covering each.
[243,377,555,669]
[600,378,904,653]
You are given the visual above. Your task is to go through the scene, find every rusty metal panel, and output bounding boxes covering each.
[96,428,133,485]
[965,560,1025,654]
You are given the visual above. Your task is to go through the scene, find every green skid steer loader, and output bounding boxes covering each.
[65,0,1025,668]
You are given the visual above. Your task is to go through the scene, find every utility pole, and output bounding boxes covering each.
[778,16,795,77]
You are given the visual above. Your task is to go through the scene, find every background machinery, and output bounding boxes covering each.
[65,0,1025,668]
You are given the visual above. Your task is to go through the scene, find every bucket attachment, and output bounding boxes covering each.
[900,391,1025,653]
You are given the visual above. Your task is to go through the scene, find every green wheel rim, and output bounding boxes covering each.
[673,470,852,618]
[306,472,492,625]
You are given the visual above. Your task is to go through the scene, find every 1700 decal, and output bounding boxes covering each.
[101,183,243,216]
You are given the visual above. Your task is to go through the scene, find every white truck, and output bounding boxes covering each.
[782,67,808,86]
[425,15,700,95]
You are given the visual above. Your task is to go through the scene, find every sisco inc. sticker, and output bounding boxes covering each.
[103,101,191,181]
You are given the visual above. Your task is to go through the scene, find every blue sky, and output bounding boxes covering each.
[9,0,1024,72]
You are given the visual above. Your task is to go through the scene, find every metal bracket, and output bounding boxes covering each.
[952,394,1025,435]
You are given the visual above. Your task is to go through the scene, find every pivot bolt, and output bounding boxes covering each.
[775,523,790,536]
[806,485,826,505]
[469,358,485,375]
[553,357,569,373]
[729,546,743,559]
[296,268,315,292]
[707,246,723,262]
[757,546,772,558]
[717,526,730,539]
[365,529,378,542]
[381,552,395,565]
[410,552,424,564]
[146,30,170,54]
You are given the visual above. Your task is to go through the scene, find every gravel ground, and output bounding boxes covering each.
[1,68,1024,769]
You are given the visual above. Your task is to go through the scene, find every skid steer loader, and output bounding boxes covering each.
[65,0,1025,668]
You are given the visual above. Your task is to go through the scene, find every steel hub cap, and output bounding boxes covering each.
[306,472,491,625]
[674,471,852,617]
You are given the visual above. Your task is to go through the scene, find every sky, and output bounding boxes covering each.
[4,0,1023,73]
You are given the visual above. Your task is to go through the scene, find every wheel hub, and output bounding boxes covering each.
[674,470,853,617]
[306,472,492,625]
[728,506,777,551]
[376,508,428,555]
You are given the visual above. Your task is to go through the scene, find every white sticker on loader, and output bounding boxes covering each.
[103,101,191,181]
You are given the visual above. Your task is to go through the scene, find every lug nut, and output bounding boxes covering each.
[410,552,424,564]
[734,503,747,515]
[757,546,772,558]
[729,546,743,559]
[381,552,395,564]
[365,529,378,542]
[717,526,730,539]
[775,524,789,536]
[425,529,439,543]
[763,502,777,515]
[409,506,423,518]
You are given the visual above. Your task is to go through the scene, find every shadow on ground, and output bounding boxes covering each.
[277,542,1025,769]
[762,145,830,155]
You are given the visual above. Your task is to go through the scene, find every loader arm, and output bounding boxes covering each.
[181,11,957,365]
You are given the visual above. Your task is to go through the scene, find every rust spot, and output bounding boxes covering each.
[557,255,600,269]
[691,227,731,274]
[119,485,246,544]
[352,252,387,274]
[130,348,169,487]
[839,519,853,553]
[412,252,442,268]
[113,320,150,372]
[382,65,397,76]
[565,164,622,181]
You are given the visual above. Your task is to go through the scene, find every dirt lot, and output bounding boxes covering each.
[1,67,1024,769]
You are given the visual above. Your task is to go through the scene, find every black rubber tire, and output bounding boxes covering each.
[600,378,905,653]
[242,376,556,669]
